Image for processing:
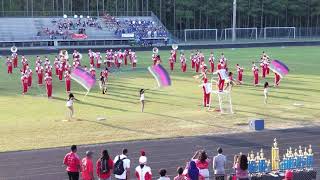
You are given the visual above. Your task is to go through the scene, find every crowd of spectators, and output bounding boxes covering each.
[113,19,168,39]
[64,144,272,180]
[37,17,102,40]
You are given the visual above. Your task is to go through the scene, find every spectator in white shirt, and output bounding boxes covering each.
[213,147,226,180]
[114,149,131,180]
[158,169,170,180]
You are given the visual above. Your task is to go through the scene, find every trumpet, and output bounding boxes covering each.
[172,44,178,50]
[11,46,18,53]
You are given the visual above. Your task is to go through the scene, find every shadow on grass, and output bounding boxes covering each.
[76,118,158,135]
[52,96,130,112]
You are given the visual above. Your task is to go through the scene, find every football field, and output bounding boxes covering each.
[0,46,319,152]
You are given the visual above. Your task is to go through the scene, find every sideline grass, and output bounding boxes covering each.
[0,46,319,152]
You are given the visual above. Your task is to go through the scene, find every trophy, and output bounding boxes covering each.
[271,138,280,171]
[306,145,314,169]
[258,149,267,173]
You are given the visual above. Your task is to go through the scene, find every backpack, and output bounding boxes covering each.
[100,158,110,174]
[113,156,126,175]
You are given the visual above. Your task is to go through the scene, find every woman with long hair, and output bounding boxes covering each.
[187,161,202,180]
[139,89,145,112]
[96,150,114,180]
[66,93,77,121]
[233,154,249,180]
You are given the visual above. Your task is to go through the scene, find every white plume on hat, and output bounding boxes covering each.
[139,156,147,164]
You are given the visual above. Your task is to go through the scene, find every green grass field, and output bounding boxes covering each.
[0,46,320,152]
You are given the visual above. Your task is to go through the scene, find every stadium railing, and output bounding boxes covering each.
[0,11,152,17]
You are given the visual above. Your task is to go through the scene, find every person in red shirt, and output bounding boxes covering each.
[96,52,102,68]
[174,167,187,180]
[58,63,64,81]
[63,145,81,180]
[274,73,281,87]
[44,74,53,98]
[81,151,94,180]
[65,71,71,93]
[192,151,210,180]
[21,73,28,95]
[96,149,114,180]
[35,64,44,85]
[252,62,259,86]
[88,49,95,66]
[90,65,96,78]
[6,57,13,74]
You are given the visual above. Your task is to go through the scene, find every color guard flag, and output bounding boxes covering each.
[269,60,289,78]
[148,64,172,88]
[71,67,96,91]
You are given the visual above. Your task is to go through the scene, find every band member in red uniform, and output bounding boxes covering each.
[252,62,259,86]
[35,64,44,85]
[35,56,42,65]
[65,71,71,93]
[21,73,29,95]
[152,52,157,65]
[236,64,243,84]
[180,53,187,72]
[58,63,64,81]
[195,55,200,73]
[132,52,137,69]
[169,56,174,72]
[88,49,95,66]
[44,73,53,98]
[124,49,128,66]
[6,57,13,74]
[117,51,123,68]
[208,52,215,73]
[274,73,281,87]
[90,65,96,78]
[12,52,18,68]
[171,49,177,62]
[96,52,102,68]
[21,57,28,73]
[54,56,59,76]
[201,70,210,107]
[216,60,226,92]
[190,52,195,69]
[25,66,33,87]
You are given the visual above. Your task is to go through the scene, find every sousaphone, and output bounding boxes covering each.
[11,46,18,53]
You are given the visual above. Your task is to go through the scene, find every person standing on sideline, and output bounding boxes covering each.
[139,89,145,112]
[113,149,131,180]
[135,155,152,180]
[158,169,170,180]
[264,82,269,104]
[213,147,226,180]
[233,154,249,180]
[63,145,81,180]
[174,167,186,180]
[81,151,94,180]
[97,149,114,180]
[192,151,210,180]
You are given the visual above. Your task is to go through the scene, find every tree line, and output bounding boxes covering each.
[1,0,320,30]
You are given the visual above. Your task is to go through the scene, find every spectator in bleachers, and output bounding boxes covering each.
[174,167,186,180]
[213,147,226,180]
[113,148,131,180]
[192,150,209,180]
[96,149,114,180]
[158,169,170,180]
[233,154,249,180]
[135,155,152,180]
[63,145,81,180]
[81,151,94,180]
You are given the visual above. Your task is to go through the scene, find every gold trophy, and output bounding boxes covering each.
[271,138,280,171]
